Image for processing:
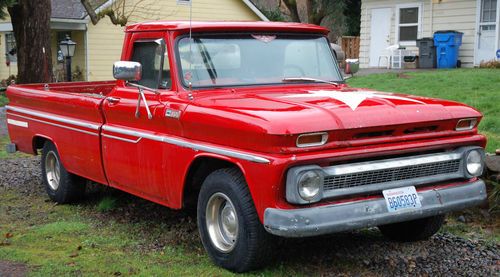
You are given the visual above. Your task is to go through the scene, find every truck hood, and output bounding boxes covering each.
[189,86,482,135]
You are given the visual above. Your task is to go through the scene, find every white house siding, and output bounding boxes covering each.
[360,0,477,68]
[432,0,477,67]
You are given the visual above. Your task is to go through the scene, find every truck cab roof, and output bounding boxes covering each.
[125,21,330,35]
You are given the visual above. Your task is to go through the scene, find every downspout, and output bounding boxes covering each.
[85,23,89,81]
[429,0,433,35]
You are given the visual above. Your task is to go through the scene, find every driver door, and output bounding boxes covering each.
[102,32,174,201]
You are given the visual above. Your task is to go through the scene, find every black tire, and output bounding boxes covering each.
[197,168,274,272]
[378,214,445,242]
[41,141,85,203]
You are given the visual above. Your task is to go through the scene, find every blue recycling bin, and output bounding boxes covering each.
[433,31,463,68]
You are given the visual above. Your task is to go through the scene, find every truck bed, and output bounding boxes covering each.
[5,81,115,185]
[11,81,116,97]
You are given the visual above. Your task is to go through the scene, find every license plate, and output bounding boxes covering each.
[382,186,422,212]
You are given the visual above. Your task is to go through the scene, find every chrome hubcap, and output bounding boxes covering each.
[206,192,239,253]
[45,151,61,191]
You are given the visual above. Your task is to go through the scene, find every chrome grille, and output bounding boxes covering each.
[323,159,461,191]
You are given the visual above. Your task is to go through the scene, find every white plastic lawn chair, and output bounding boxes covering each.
[378,44,400,69]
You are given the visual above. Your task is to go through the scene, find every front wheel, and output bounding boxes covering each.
[378,214,445,242]
[197,168,274,272]
[41,141,85,203]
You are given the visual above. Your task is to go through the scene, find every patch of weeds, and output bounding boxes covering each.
[441,215,500,246]
[0,93,7,107]
[487,180,500,213]
[0,135,30,159]
[96,196,118,213]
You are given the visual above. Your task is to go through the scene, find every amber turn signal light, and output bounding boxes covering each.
[456,118,477,131]
[296,132,328,147]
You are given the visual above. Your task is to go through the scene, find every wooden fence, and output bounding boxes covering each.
[340,36,360,59]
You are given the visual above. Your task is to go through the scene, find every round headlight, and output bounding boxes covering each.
[298,171,321,201]
[466,150,483,176]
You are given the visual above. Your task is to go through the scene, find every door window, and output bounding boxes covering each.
[130,40,171,89]
[481,0,497,23]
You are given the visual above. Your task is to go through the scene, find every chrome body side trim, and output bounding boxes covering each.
[7,119,28,128]
[7,112,99,136]
[6,105,100,130]
[102,133,142,144]
[102,125,271,164]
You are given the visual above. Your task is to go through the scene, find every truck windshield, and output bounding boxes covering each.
[176,34,343,88]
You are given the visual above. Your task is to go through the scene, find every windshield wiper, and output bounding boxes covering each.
[195,38,217,84]
[282,77,341,86]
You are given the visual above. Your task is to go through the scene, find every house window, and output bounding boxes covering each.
[398,6,421,43]
[5,32,17,63]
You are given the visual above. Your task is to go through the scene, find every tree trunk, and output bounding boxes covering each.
[8,0,53,84]
[282,0,300,22]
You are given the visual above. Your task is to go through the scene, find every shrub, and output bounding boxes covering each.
[479,60,500,69]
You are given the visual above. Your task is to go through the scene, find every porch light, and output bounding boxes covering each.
[59,35,77,81]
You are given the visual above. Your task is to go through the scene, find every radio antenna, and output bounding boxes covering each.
[189,0,193,43]
[187,0,194,99]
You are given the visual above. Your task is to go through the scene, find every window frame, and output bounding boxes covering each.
[395,3,423,46]
[173,32,344,89]
[128,38,169,90]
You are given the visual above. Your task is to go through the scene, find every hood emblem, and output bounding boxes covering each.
[282,90,425,111]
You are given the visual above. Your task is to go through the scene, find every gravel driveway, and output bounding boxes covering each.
[0,155,498,276]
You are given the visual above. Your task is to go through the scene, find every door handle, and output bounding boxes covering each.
[107,97,121,104]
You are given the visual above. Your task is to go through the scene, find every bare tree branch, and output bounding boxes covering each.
[80,0,158,26]
[80,0,99,24]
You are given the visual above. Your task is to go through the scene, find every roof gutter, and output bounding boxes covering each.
[51,18,89,24]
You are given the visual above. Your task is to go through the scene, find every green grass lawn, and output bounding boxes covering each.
[0,94,7,107]
[348,69,500,153]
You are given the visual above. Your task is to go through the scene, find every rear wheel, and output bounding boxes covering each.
[197,168,274,272]
[41,141,85,203]
[378,214,445,242]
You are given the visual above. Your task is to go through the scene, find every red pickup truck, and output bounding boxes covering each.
[6,21,487,272]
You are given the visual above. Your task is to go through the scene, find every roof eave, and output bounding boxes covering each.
[241,0,269,21]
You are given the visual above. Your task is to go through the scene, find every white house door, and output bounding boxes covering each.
[476,0,498,64]
[369,8,392,67]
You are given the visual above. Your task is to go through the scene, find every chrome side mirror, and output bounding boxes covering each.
[113,61,142,81]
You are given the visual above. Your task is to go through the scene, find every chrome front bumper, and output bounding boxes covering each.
[264,180,487,238]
